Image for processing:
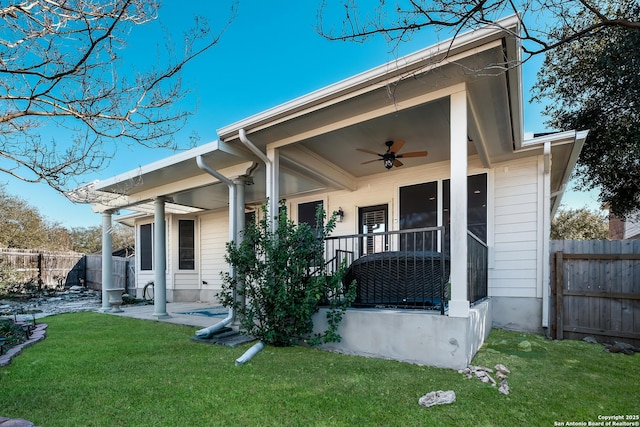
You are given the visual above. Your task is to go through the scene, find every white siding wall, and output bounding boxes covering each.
[491,157,541,298]
[624,218,640,239]
[199,209,230,298]
[137,155,547,307]
[289,158,488,237]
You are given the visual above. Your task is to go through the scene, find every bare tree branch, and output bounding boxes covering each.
[317,0,639,61]
[0,0,237,193]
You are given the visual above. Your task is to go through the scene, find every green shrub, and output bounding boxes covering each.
[0,318,28,349]
[219,200,355,347]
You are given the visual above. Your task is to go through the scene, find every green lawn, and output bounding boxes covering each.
[1,312,638,426]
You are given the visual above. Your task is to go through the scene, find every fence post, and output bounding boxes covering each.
[555,251,564,340]
[37,252,43,290]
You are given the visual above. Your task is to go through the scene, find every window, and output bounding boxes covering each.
[178,219,195,270]
[399,182,438,251]
[298,200,323,228]
[443,173,487,243]
[140,223,153,271]
[399,182,438,229]
[398,173,488,253]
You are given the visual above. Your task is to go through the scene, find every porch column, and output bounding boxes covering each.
[266,146,279,232]
[233,176,251,326]
[99,211,113,312]
[153,197,168,318]
[449,88,470,318]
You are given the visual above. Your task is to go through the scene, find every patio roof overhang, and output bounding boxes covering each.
[79,15,585,222]
[217,15,525,172]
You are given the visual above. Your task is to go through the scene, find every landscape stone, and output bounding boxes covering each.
[418,390,456,407]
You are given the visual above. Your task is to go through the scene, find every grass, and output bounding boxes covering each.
[0,312,638,427]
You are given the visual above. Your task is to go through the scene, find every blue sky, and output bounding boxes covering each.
[4,1,600,228]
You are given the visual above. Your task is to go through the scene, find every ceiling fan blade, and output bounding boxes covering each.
[356,148,382,156]
[388,139,405,154]
[393,159,404,167]
[397,150,428,158]
[361,159,381,165]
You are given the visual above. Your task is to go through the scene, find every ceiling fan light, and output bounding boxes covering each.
[384,158,394,169]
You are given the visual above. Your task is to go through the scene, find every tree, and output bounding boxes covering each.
[219,201,355,347]
[0,185,134,252]
[532,3,640,218]
[0,185,69,249]
[317,0,639,61]
[318,1,639,216]
[69,224,134,254]
[0,0,236,193]
[551,207,608,240]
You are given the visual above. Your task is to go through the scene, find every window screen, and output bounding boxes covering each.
[140,223,153,271]
[178,219,195,270]
[298,200,323,227]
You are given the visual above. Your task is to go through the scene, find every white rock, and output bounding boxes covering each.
[418,390,456,407]
[498,380,510,395]
[495,364,511,374]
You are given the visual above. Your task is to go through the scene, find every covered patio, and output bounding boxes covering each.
[79,15,587,368]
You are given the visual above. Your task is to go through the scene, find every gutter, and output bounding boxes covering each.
[194,155,237,337]
[238,128,276,231]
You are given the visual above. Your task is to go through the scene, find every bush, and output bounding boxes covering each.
[0,318,28,350]
[219,201,355,347]
[0,258,37,298]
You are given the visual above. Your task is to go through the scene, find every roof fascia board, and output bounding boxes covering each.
[550,130,589,216]
[125,161,257,201]
[93,140,222,191]
[507,19,524,148]
[519,129,583,151]
[218,15,520,140]
[92,161,256,212]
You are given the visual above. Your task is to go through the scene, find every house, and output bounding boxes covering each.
[609,212,640,240]
[81,15,588,369]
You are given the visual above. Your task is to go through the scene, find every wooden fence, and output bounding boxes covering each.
[84,254,134,292]
[550,240,640,347]
[0,248,134,293]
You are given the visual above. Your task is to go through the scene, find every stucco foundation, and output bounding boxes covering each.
[312,299,491,369]
[490,296,542,333]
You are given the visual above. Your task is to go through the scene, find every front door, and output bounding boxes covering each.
[359,204,388,255]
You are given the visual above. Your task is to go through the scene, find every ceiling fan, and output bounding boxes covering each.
[357,140,428,170]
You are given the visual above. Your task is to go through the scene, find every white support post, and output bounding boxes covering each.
[266,147,279,232]
[99,211,113,312]
[449,88,470,318]
[233,177,248,327]
[153,197,168,318]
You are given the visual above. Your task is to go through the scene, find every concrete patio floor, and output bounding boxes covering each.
[106,302,229,329]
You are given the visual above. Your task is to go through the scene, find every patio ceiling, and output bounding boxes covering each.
[218,28,524,182]
[88,139,334,216]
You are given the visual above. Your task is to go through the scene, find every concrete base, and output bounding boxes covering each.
[199,289,222,303]
[312,299,492,369]
[490,296,542,333]
[171,289,201,302]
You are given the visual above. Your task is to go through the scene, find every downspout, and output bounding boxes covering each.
[239,128,275,230]
[194,155,237,337]
[541,141,551,331]
[235,128,272,365]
